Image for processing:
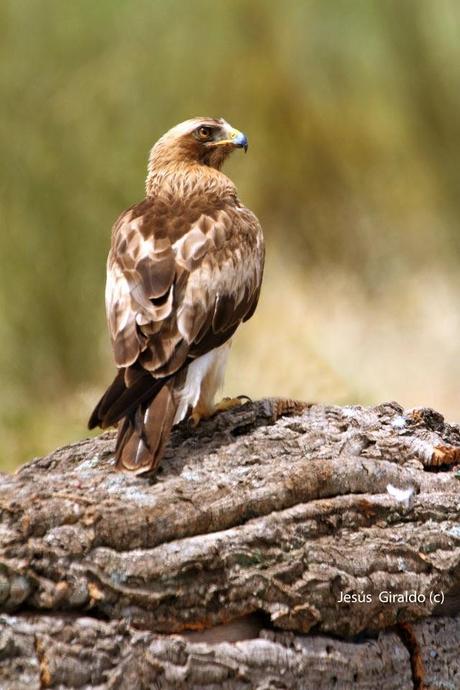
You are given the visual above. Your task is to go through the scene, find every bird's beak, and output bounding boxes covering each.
[213,126,248,153]
[227,127,248,152]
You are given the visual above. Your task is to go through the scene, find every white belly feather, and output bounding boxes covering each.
[173,341,231,425]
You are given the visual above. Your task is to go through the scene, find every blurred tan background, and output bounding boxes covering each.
[1,0,459,470]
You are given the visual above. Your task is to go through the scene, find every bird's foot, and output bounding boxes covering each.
[189,407,208,427]
[213,395,252,415]
[189,396,251,427]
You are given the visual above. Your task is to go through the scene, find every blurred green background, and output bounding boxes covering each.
[1,0,460,470]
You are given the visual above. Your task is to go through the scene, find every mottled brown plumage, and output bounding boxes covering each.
[89,117,264,474]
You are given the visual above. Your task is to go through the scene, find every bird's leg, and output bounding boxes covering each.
[189,401,213,427]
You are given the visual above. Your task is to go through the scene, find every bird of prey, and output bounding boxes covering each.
[88,117,265,474]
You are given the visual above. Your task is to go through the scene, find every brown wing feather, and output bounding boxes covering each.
[105,196,264,383]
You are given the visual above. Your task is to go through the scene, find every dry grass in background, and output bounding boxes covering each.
[231,257,460,417]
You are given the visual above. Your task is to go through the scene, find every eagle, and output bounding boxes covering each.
[88,117,265,474]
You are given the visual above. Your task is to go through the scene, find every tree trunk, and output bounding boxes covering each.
[1,399,460,689]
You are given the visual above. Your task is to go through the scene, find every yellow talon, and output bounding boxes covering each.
[212,396,250,415]
[190,396,251,427]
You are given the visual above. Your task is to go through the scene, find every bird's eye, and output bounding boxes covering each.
[196,126,212,141]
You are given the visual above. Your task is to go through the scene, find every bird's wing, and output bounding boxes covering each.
[106,196,264,379]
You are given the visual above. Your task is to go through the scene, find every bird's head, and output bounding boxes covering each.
[148,117,248,174]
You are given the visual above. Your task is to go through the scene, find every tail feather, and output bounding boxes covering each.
[89,364,186,475]
[88,368,169,430]
[88,370,126,429]
[100,375,165,429]
[115,380,178,474]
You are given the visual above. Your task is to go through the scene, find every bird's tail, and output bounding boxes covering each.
[114,379,178,474]
[88,367,180,475]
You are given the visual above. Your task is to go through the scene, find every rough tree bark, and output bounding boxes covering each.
[1,399,460,689]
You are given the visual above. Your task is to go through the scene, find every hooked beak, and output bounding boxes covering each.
[212,125,248,153]
[228,128,248,152]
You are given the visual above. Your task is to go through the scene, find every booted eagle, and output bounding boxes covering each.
[89,117,264,474]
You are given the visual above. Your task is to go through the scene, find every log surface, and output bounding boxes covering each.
[1,399,460,688]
